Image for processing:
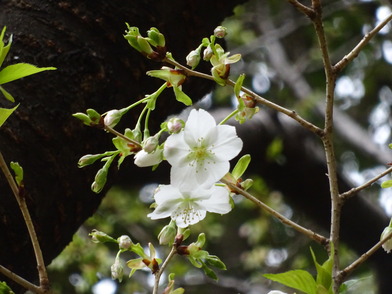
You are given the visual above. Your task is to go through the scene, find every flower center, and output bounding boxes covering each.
[186,137,215,172]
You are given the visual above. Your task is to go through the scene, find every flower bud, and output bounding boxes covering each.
[72,112,92,126]
[89,229,116,243]
[91,167,108,193]
[118,235,133,250]
[143,136,159,153]
[214,26,227,38]
[78,154,104,168]
[167,117,185,134]
[111,259,124,282]
[381,225,392,253]
[104,109,122,128]
[158,221,177,245]
[186,49,201,69]
[203,45,213,61]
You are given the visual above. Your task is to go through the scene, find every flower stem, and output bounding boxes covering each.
[219,109,239,125]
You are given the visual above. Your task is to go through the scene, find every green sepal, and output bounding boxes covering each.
[86,108,102,124]
[130,243,146,257]
[0,63,56,85]
[173,86,192,106]
[234,74,245,98]
[231,154,251,180]
[10,161,23,187]
[0,104,18,127]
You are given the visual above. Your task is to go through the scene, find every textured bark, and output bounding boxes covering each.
[0,0,245,291]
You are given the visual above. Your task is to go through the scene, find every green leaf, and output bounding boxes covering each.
[0,27,12,67]
[0,104,18,127]
[201,262,218,281]
[0,85,15,102]
[10,162,24,187]
[310,247,332,292]
[232,154,251,180]
[264,270,318,294]
[173,86,192,106]
[0,63,56,85]
[381,179,392,188]
[0,281,15,294]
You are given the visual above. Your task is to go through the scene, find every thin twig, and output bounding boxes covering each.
[337,229,392,283]
[0,151,50,292]
[340,166,392,200]
[221,178,329,246]
[287,0,315,19]
[152,246,177,294]
[334,13,392,73]
[164,58,324,136]
[0,265,43,294]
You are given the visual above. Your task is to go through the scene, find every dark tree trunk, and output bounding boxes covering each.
[0,0,245,291]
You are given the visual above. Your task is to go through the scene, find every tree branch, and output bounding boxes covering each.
[334,13,392,73]
[221,178,329,246]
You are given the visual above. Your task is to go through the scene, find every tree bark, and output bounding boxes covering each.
[0,0,245,291]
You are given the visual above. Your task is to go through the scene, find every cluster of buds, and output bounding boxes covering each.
[124,25,166,61]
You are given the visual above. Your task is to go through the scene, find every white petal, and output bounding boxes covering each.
[202,186,232,214]
[164,132,190,167]
[183,109,216,144]
[134,149,163,167]
[212,125,243,161]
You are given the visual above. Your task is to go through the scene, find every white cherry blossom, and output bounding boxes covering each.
[134,148,163,167]
[147,184,232,228]
[164,109,243,189]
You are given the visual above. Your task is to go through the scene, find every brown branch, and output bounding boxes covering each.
[337,229,392,283]
[287,0,315,19]
[221,178,329,246]
[334,13,392,74]
[0,152,50,293]
[340,166,392,201]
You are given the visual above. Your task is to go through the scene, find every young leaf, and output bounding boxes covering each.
[0,27,12,67]
[0,104,19,127]
[231,154,251,180]
[10,162,24,187]
[0,63,56,85]
[381,180,392,188]
[264,270,318,294]
[0,281,15,294]
[0,85,15,102]
[310,247,332,292]
[234,73,245,98]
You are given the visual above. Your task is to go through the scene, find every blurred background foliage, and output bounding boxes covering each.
[46,0,392,293]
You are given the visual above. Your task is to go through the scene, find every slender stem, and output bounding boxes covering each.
[340,166,392,200]
[152,246,177,294]
[164,57,324,136]
[337,229,392,283]
[0,265,43,294]
[219,109,239,125]
[221,178,329,246]
[0,152,50,292]
[104,125,142,149]
[334,13,392,73]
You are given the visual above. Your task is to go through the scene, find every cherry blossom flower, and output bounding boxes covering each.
[134,148,163,167]
[147,184,232,228]
[164,109,243,190]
